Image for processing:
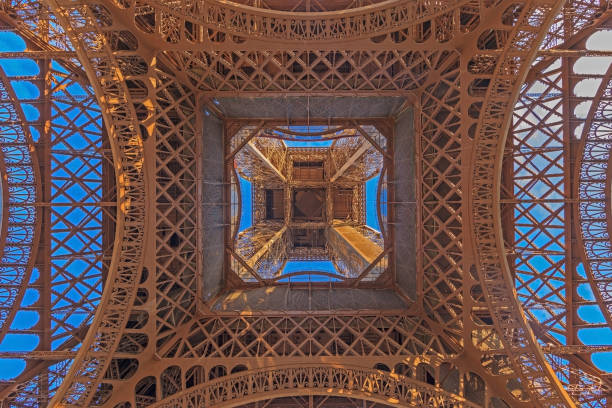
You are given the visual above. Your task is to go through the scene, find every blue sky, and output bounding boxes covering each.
[279,260,339,282]
[239,175,252,230]
[366,174,381,231]
[284,140,333,147]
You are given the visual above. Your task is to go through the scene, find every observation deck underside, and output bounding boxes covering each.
[201,96,416,311]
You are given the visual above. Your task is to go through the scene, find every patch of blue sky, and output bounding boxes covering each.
[577,283,595,301]
[65,81,88,97]
[11,80,39,99]
[29,267,40,283]
[10,311,39,330]
[20,103,39,121]
[578,305,606,324]
[0,359,25,380]
[592,352,612,372]
[29,125,40,142]
[0,31,26,51]
[284,139,333,147]
[547,330,566,344]
[239,175,252,231]
[576,262,587,278]
[52,334,70,350]
[0,333,39,352]
[280,261,339,282]
[51,60,70,74]
[0,59,40,77]
[379,181,387,217]
[366,174,380,231]
[64,310,91,328]
[579,327,612,345]
[22,289,39,307]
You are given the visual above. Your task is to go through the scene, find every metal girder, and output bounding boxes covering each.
[245,141,287,183]
[246,225,288,269]
[329,142,370,183]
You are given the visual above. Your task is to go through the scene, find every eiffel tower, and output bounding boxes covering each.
[0,0,611,407]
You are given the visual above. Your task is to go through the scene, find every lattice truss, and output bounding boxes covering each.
[0,9,114,406]
[0,0,611,407]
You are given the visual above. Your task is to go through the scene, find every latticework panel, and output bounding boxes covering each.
[163,49,452,95]
[154,67,199,352]
[161,314,452,359]
[503,8,612,406]
[418,51,464,348]
[0,9,114,405]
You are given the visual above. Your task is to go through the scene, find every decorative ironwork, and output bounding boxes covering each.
[0,0,610,407]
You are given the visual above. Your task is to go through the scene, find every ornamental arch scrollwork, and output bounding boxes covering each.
[149,366,483,408]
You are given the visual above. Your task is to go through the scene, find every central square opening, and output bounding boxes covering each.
[199,96,416,311]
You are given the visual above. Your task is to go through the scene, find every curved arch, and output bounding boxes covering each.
[469,1,574,406]
[502,11,612,404]
[215,0,394,13]
[269,270,347,282]
[41,0,147,406]
[140,0,472,43]
[0,11,121,402]
[149,365,482,408]
[0,64,41,345]
[576,50,612,331]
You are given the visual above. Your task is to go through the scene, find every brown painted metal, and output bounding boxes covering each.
[0,0,610,407]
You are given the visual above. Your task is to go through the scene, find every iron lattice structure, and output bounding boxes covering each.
[226,124,389,286]
[0,0,611,407]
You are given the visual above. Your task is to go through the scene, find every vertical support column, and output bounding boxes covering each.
[386,119,395,278]
[101,125,115,282]
[394,108,417,299]
[34,30,52,405]
[326,183,333,223]
[327,224,370,277]
[562,38,579,352]
[200,108,225,301]
[285,183,291,224]
[501,130,515,276]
